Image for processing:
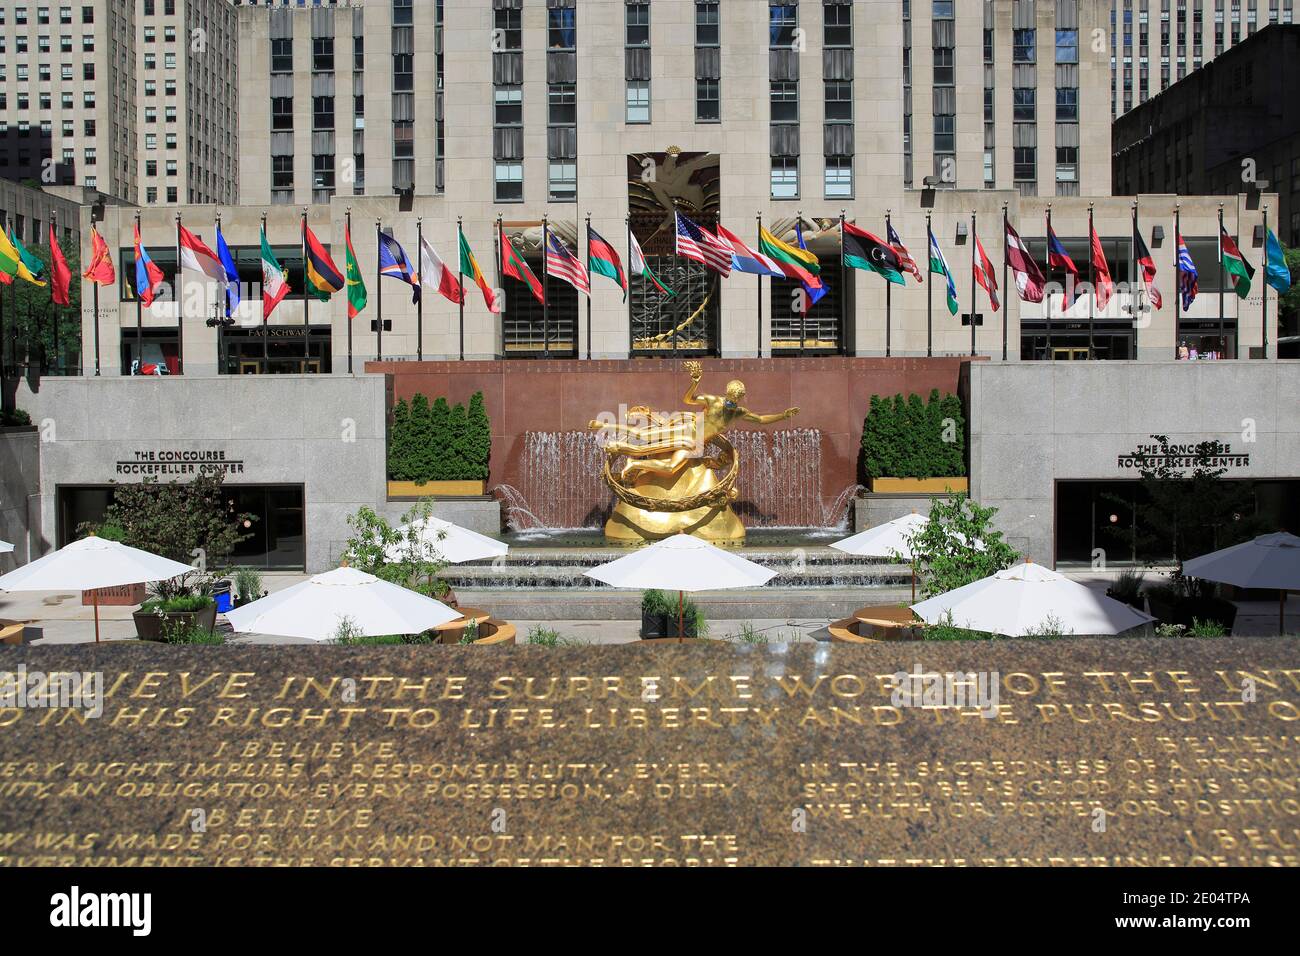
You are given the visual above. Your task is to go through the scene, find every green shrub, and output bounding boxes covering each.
[0,407,32,427]
[527,626,562,646]
[158,621,224,645]
[641,589,672,616]
[233,566,263,604]
[388,391,492,483]
[1188,617,1226,638]
[923,613,998,642]
[95,523,127,542]
[906,494,1019,599]
[139,594,215,614]
[861,390,966,479]
[467,392,492,481]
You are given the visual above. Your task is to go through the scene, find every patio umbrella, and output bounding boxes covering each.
[0,540,13,554]
[910,561,1154,638]
[1182,532,1300,635]
[225,566,460,642]
[832,512,927,601]
[584,534,776,642]
[385,516,509,565]
[0,535,194,643]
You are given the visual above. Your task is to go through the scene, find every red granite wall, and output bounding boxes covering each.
[366,357,975,525]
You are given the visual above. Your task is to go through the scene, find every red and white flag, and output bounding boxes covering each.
[1090,222,1114,310]
[1133,222,1163,310]
[178,224,226,283]
[419,234,463,304]
[973,232,1000,313]
[545,231,590,296]
[1004,220,1046,303]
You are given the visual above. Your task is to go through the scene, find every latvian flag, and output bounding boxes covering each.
[674,212,732,276]
[1004,220,1046,303]
[545,231,590,297]
[1133,224,1163,310]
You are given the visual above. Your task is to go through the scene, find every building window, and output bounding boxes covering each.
[770,82,798,122]
[1056,28,1079,63]
[495,162,523,202]
[271,38,292,73]
[771,157,799,199]
[695,1,719,45]
[769,3,798,46]
[1013,29,1036,63]
[1013,87,1036,122]
[625,2,649,46]
[548,161,577,202]
[824,156,852,198]
[626,81,650,123]
[1056,87,1078,121]
[696,80,720,122]
[548,85,575,126]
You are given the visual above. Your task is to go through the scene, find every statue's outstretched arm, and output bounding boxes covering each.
[742,406,800,425]
[682,359,704,406]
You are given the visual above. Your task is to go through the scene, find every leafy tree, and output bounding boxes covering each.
[903,493,1019,598]
[860,391,967,479]
[1277,245,1300,317]
[446,400,469,480]
[466,391,491,481]
[428,396,450,481]
[341,499,450,600]
[388,398,412,480]
[7,238,82,373]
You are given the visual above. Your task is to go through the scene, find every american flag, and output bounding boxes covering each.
[886,221,923,283]
[674,212,733,276]
[545,230,590,296]
[1176,232,1199,311]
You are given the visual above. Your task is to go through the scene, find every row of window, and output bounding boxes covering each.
[0,5,95,27]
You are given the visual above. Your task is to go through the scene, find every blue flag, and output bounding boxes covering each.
[378,230,420,304]
[1265,229,1291,295]
[796,223,826,316]
[216,225,241,317]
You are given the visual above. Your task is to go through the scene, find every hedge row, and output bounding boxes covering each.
[861,390,966,479]
[388,391,491,483]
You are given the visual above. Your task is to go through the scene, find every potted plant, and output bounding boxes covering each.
[1145,574,1238,633]
[641,589,670,638]
[0,407,35,432]
[860,390,969,494]
[232,566,265,608]
[1105,568,1147,611]
[133,586,219,641]
[387,391,492,498]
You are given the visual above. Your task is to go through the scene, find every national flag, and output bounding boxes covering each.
[842,221,904,285]
[378,231,420,304]
[1219,225,1255,300]
[629,231,676,297]
[216,224,241,316]
[928,229,959,316]
[260,225,289,319]
[1265,229,1292,295]
[303,222,345,303]
[1047,224,1082,308]
[1176,233,1199,312]
[10,229,46,286]
[49,223,72,306]
[419,235,463,305]
[587,226,627,299]
[178,224,226,283]
[973,232,1000,313]
[1004,220,1046,303]
[887,221,924,284]
[796,223,826,315]
[759,226,821,286]
[345,223,368,319]
[1089,223,1114,310]
[458,230,500,313]
[500,226,545,305]
[0,227,45,287]
[674,212,732,276]
[715,224,782,277]
[82,226,116,286]
[134,224,165,306]
[545,231,590,297]
[1132,223,1163,310]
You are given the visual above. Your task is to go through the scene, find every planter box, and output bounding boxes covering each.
[640,612,697,639]
[387,480,486,499]
[83,583,147,607]
[1147,594,1237,633]
[869,477,969,494]
[133,603,218,642]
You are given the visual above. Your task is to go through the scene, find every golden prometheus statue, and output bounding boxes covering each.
[589,360,799,543]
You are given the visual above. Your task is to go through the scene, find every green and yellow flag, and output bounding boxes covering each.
[0,227,45,286]
[344,222,368,319]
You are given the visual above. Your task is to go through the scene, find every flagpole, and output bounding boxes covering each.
[626,213,633,354]
[346,208,354,374]
[457,216,465,362]
[798,209,806,353]
[1001,203,1009,362]
[135,211,143,372]
[753,212,762,358]
[215,210,223,373]
[260,213,269,366]
[375,218,383,362]
[1174,204,1181,360]
[926,213,933,358]
[584,211,592,360]
[542,215,550,356]
[1262,203,1270,359]
[1132,200,1140,351]
[970,211,977,357]
[300,207,310,369]
[1218,203,1226,358]
[50,212,60,373]
[1087,202,1095,359]
[416,216,424,362]
[174,212,184,375]
[884,209,892,357]
[1046,204,1054,360]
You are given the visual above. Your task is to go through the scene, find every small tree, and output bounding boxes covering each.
[388,398,412,480]
[446,400,469,480]
[341,499,450,600]
[903,493,1019,598]
[428,396,451,481]
[467,391,492,481]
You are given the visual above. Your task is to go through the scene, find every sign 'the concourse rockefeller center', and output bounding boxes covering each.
[0,640,1298,867]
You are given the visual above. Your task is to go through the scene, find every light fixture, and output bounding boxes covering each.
[1151,225,1165,247]
[955,222,968,244]
[1253,225,1265,247]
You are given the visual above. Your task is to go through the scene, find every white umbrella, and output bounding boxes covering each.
[585,534,776,641]
[225,566,460,642]
[0,535,194,643]
[385,516,508,565]
[1183,532,1300,634]
[0,540,13,554]
[910,561,1154,637]
[832,512,928,600]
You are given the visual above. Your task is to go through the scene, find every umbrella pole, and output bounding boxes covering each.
[911,566,916,604]
[1281,590,1287,637]
[678,590,684,645]
[93,589,100,645]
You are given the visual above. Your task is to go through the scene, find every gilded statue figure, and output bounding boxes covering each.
[589,361,799,543]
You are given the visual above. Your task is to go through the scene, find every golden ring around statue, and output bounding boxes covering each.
[602,435,739,514]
